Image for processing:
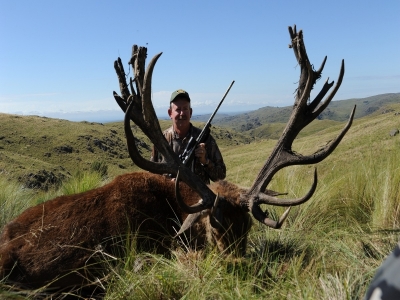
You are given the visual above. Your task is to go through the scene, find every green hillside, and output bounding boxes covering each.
[224,102,400,186]
[0,114,251,188]
[211,93,400,137]
[1,99,399,191]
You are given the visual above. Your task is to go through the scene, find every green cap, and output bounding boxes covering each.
[170,89,190,103]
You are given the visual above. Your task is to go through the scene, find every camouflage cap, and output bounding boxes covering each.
[170,89,190,103]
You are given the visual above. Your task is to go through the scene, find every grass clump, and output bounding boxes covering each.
[0,177,35,229]
[90,160,109,179]
[61,169,106,196]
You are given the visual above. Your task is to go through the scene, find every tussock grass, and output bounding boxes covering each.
[61,170,106,196]
[0,177,35,229]
[0,164,398,299]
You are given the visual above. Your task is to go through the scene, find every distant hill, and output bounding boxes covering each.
[205,93,400,137]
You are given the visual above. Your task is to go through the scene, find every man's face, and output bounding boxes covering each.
[168,98,192,130]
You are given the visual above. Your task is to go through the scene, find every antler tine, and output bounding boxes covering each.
[310,59,345,118]
[255,207,292,229]
[142,52,163,124]
[291,30,317,110]
[129,45,145,95]
[301,105,356,164]
[113,91,128,113]
[114,57,131,101]
[254,168,318,206]
[315,55,327,76]
[242,25,355,227]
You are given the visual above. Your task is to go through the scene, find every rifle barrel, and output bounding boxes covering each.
[205,80,235,125]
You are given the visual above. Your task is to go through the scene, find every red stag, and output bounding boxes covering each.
[0,25,355,293]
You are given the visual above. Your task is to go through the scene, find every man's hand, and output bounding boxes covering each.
[195,143,208,165]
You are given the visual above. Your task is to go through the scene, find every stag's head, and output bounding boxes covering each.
[113,25,356,254]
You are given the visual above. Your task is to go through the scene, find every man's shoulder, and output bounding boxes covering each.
[162,126,174,135]
[162,126,175,143]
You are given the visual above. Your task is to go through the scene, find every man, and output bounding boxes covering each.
[150,89,226,184]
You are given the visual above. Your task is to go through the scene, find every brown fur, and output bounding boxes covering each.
[0,172,251,291]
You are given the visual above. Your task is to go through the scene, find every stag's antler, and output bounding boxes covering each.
[114,46,217,209]
[239,25,356,228]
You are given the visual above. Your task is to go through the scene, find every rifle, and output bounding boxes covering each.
[179,80,235,166]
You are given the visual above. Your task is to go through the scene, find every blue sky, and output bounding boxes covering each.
[0,0,399,120]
